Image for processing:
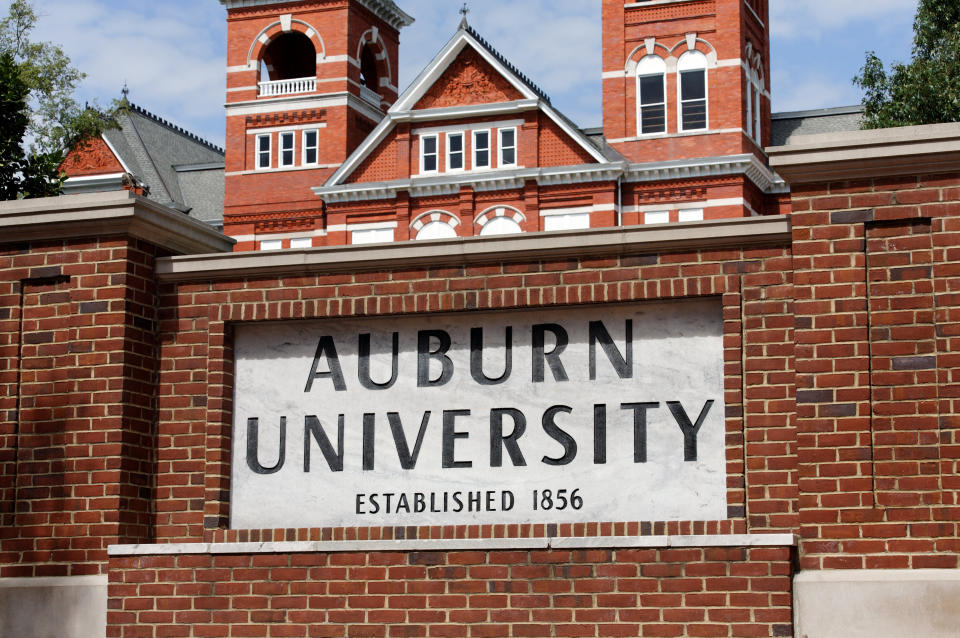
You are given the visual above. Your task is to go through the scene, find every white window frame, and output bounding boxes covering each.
[420,134,439,174]
[677,50,709,133]
[279,131,295,168]
[260,239,282,251]
[302,129,319,166]
[256,134,271,170]
[472,129,491,170]
[446,132,465,172]
[644,210,670,225]
[289,237,313,249]
[637,55,667,136]
[498,127,517,168]
[678,208,704,223]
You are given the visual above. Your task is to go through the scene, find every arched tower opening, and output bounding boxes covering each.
[359,44,379,91]
[260,32,317,81]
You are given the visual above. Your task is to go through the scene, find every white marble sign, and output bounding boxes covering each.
[231,299,728,529]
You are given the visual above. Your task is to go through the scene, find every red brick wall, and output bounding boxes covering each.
[108,546,794,638]
[0,238,163,577]
[790,173,960,569]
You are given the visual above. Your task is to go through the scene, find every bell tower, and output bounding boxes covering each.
[219,0,414,251]
[600,0,770,164]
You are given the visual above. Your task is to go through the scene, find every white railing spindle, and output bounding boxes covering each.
[258,77,317,98]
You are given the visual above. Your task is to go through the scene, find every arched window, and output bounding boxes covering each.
[416,221,458,240]
[479,216,523,236]
[636,55,667,135]
[359,44,379,89]
[261,32,316,81]
[678,50,708,131]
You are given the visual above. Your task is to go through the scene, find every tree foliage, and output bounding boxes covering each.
[854,0,960,129]
[0,0,117,198]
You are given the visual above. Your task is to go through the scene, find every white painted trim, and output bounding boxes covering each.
[498,126,518,168]
[100,135,130,173]
[108,534,797,556]
[227,163,339,177]
[472,128,492,170]
[278,131,296,168]
[419,133,439,175]
[446,131,465,172]
[622,197,746,214]
[540,204,615,216]
[246,122,328,135]
[326,221,398,232]
[233,231,325,243]
[226,94,349,116]
[255,133,271,170]
[302,128,320,166]
[412,119,524,137]
[392,32,540,113]
[226,86,258,93]
[227,63,257,73]
[607,127,742,144]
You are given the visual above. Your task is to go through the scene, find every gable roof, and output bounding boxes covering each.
[63,102,226,226]
[323,23,608,189]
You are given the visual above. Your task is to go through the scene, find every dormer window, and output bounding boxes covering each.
[447,132,464,171]
[499,128,516,167]
[420,134,439,173]
[473,130,490,169]
[637,55,667,135]
[678,51,708,131]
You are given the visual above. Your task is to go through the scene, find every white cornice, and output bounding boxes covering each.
[218,0,414,30]
[314,163,630,203]
[315,155,785,203]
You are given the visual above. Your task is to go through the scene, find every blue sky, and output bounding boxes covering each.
[11,0,920,148]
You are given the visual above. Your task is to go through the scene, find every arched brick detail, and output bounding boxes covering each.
[474,205,526,228]
[410,210,460,233]
[248,19,326,67]
[355,28,392,85]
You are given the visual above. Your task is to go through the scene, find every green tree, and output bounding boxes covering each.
[0,0,116,198]
[854,0,960,129]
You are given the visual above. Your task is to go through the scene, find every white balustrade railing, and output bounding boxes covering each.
[258,76,317,98]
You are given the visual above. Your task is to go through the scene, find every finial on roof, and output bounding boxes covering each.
[121,82,130,101]
[459,2,469,29]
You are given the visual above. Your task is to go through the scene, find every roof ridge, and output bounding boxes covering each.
[125,102,225,154]
[464,25,550,104]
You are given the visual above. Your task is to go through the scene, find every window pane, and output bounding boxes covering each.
[423,137,436,154]
[501,147,515,165]
[305,131,317,147]
[305,148,317,164]
[281,133,294,150]
[641,104,666,134]
[500,129,515,147]
[476,150,489,167]
[449,134,463,153]
[639,74,664,105]
[449,153,463,170]
[681,70,705,101]
[681,100,707,130]
[475,131,489,149]
[259,136,270,152]
[282,150,294,165]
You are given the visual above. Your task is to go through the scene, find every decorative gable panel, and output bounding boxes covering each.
[60,137,124,177]
[348,130,399,183]
[538,114,597,167]
[414,47,525,110]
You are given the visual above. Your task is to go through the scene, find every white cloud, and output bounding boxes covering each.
[770,0,918,40]
[771,69,862,113]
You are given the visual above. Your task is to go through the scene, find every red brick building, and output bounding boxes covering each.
[4,2,960,638]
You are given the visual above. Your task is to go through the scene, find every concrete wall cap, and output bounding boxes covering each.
[768,121,960,184]
[158,215,791,281]
[0,191,234,255]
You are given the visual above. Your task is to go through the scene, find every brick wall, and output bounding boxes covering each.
[108,545,793,638]
[790,173,960,569]
[0,237,162,577]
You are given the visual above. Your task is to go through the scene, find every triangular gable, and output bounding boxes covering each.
[60,135,126,177]
[324,25,609,187]
[414,47,525,110]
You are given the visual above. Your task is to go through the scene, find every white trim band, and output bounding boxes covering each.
[109,534,798,556]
